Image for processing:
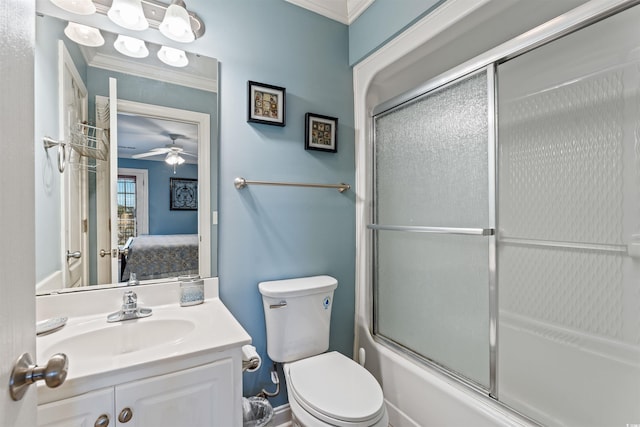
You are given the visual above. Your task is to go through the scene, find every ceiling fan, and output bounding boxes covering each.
[131,133,196,172]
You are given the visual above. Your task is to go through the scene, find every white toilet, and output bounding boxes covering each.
[259,275,388,427]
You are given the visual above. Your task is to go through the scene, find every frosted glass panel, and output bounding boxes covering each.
[372,70,491,388]
[375,71,488,228]
[498,5,640,426]
[375,231,490,387]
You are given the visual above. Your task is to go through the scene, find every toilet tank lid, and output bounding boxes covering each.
[258,275,337,298]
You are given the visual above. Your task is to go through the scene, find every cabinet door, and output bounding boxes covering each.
[38,388,114,427]
[115,358,234,427]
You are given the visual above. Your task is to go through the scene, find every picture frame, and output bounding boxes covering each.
[305,113,338,153]
[247,81,286,126]
[170,178,198,211]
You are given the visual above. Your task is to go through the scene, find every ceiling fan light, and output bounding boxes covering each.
[64,22,105,47]
[157,46,189,67]
[159,2,195,43]
[108,0,149,31]
[114,35,149,58]
[165,152,185,165]
[50,0,96,15]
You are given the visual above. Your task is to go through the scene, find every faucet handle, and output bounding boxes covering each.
[122,290,137,308]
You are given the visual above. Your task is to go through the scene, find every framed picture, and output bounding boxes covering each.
[170,178,198,211]
[305,113,338,153]
[247,81,286,126]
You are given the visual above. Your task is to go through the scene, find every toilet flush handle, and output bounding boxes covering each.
[269,300,287,309]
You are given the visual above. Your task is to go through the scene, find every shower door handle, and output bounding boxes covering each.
[367,224,495,236]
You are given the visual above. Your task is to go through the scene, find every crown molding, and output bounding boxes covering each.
[80,47,218,93]
[285,0,374,25]
[347,0,374,23]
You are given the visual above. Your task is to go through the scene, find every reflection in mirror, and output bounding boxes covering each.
[34,13,218,295]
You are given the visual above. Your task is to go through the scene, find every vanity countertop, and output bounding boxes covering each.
[36,278,251,404]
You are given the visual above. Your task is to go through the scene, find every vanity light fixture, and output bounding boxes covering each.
[108,0,149,31]
[114,35,149,58]
[51,0,206,43]
[157,46,189,67]
[50,0,96,15]
[159,0,195,43]
[64,22,105,47]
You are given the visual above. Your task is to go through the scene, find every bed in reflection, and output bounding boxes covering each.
[121,234,199,282]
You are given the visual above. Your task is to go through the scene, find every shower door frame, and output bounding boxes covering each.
[362,0,640,406]
[369,65,498,395]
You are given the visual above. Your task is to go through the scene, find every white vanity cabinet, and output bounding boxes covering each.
[38,388,113,427]
[38,358,236,427]
[36,281,251,427]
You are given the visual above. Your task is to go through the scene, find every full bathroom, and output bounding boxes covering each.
[1,0,640,426]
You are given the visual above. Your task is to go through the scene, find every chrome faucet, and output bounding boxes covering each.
[107,290,152,322]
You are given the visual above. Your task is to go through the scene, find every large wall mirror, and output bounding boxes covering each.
[35,1,219,295]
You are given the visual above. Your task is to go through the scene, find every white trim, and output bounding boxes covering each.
[36,270,63,293]
[59,40,89,288]
[117,168,149,236]
[83,50,218,93]
[347,0,375,23]
[286,0,348,24]
[116,99,212,279]
[285,0,375,24]
[272,403,293,426]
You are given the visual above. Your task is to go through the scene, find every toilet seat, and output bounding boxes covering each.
[286,352,386,427]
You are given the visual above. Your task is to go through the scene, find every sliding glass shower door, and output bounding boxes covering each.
[497,5,640,425]
[371,69,494,389]
[369,3,640,424]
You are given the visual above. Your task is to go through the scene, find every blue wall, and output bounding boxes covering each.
[118,158,198,235]
[182,0,355,405]
[348,0,443,65]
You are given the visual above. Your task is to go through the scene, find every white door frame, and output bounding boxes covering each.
[59,41,89,288]
[116,99,211,279]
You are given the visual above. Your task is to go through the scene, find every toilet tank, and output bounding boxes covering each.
[259,275,338,363]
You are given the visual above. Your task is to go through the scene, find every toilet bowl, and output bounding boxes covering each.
[258,276,388,427]
[284,352,388,427]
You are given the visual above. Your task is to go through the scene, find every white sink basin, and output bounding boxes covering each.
[35,279,252,404]
[40,318,196,359]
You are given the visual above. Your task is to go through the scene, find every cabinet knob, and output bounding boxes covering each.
[118,407,133,423]
[94,414,110,427]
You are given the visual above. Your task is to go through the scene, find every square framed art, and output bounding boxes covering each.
[170,178,198,211]
[247,81,286,126]
[305,113,338,153]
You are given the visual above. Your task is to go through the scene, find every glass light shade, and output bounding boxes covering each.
[159,3,195,43]
[64,22,105,47]
[107,0,149,31]
[50,0,96,15]
[113,35,149,58]
[157,46,189,67]
[165,152,185,165]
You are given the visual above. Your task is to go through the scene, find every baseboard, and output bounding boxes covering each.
[272,403,292,426]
